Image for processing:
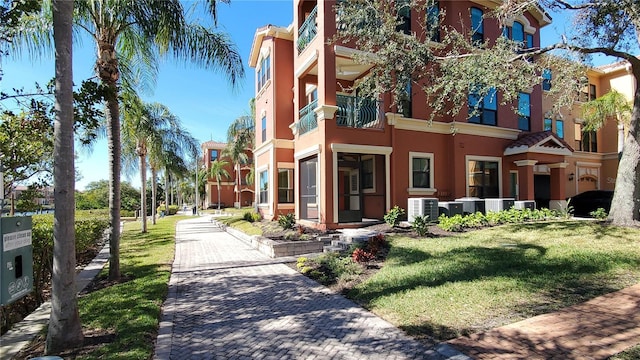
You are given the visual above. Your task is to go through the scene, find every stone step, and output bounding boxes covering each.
[323,245,344,253]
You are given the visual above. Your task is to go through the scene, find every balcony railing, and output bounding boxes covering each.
[336,94,384,129]
[298,99,318,135]
[298,6,318,53]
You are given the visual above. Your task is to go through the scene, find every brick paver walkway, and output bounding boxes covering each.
[447,284,640,359]
[154,217,449,360]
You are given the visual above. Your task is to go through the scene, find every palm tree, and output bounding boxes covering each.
[209,159,230,209]
[225,113,254,207]
[122,95,197,231]
[582,89,632,156]
[14,0,244,279]
[47,0,83,352]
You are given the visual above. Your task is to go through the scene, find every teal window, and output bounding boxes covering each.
[542,69,552,91]
[471,7,484,44]
[261,116,267,142]
[543,118,552,131]
[426,1,440,42]
[210,149,218,161]
[556,119,564,138]
[396,0,411,34]
[468,87,497,125]
[518,92,531,131]
[512,21,524,44]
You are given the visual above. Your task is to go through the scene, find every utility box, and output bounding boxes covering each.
[1,216,33,306]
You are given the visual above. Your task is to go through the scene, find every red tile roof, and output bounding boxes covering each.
[506,131,574,152]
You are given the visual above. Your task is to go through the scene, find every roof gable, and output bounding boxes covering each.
[504,131,573,156]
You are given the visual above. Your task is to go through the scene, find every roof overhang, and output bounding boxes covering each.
[248,24,293,67]
[504,134,573,156]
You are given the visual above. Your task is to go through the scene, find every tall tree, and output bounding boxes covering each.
[336,0,640,225]
[582,89,632,156]
[209,158,230,209]
[13,0,244,279]
[46,0,83,353]
[122,95,197,229]
[225,106,254,207]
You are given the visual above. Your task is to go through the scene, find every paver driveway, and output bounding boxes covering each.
[153,217,448,360]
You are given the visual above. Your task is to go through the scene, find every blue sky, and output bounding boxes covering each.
[2,0,292,190]
[0,1,623,190]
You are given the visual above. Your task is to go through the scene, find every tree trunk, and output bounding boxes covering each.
[139,151,147,233]
[217,181,221,209]
[609,63,640,226]
[151,167,157,225]
[164,169,170,213]
[46,0,84,353]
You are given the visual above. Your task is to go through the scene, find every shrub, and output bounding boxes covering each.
[277,213,296,230]
[412,215,430,237]
[438,214,464,232]
[590,207,608,220]
[352,248,375,263]
[243,211,261,223]
[384,205,405,227]
[367,233,386,256]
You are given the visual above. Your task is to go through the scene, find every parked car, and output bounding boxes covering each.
[569,190,614,217]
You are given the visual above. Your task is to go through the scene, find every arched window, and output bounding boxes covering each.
[512,21,524,44]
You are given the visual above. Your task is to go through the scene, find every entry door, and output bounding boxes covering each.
[349,169,360,210]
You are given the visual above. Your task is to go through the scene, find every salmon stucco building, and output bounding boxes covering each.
[248,0,635,229]
[202,141,254,209]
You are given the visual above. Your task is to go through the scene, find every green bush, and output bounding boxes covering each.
[590,207,608,220]
[438,207,563,232]
[243,210,261,223]
[277,213,296,230]
[412,214,430,237]
[384,205,406,227]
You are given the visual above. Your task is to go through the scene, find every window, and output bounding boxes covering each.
[526,33,534,48]
[259,170,268,204]
[512,21,524,44]
[580,128,598,152]
[518,92,531,131]
[412,157,431,188]
[468,160,499,198]
[261,116,267,142]
[556,119,564,138]
[580,83,597,102]
[400,81,412,118]
[257,55,271,90]
[300,156,318,221]
[277,169,294,203]
[471,7,484,44]
[362,158,374,190]
[542,69,552,91]
[396,0,411,34]
[468,87,497,125]
[426,1,440,42]
[210,149,218,161]
[543,118,552,131]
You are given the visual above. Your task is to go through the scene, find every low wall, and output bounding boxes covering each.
[225,226,325,258]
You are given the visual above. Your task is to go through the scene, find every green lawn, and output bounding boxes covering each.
[75,215,187,359]
[347,221,640,341]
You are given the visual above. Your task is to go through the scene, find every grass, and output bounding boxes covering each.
[347,221,640,341]
[75,215,188,359]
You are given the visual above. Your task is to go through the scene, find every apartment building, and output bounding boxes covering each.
[201,141,254,209]
[249,0,631,229]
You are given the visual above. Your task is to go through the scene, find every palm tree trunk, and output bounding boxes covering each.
[47,0,84,352]
[151,168,158,225]
[139,152,147,233]
[217,181,221,209]
[164,169,170,213]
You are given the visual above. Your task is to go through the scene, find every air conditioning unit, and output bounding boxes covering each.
[408,198,439,223]
[438,202,464,217]
[485,198,516,212]
[514,200,536,210]
[455,197,486,214]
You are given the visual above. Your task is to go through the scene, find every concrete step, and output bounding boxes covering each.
[323,245,344,253]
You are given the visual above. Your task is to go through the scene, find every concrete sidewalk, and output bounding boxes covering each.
[153,216,457,360]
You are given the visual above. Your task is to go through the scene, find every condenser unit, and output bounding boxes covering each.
[455,197,486,215]
[407,198,439,223]
[484,198,516,212]
[438,202,464,217]
[514,200,536,210]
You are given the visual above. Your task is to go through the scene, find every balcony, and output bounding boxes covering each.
[336,94,384,129]
[298,99,318,135]
[298,6,317,53]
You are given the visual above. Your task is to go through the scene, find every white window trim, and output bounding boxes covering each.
[465,155,503,197]
[408,151,436,195]
[257,165,269,206]
[361,155,376,194]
